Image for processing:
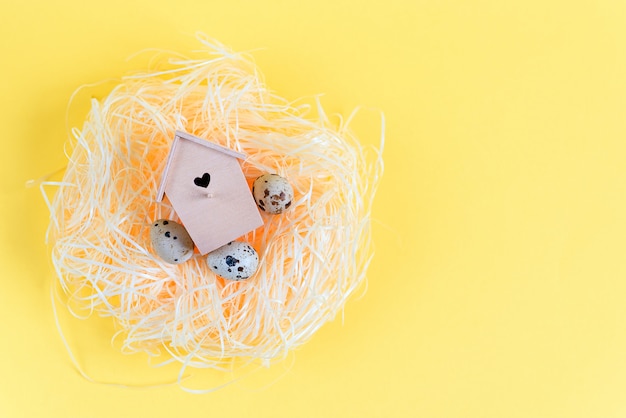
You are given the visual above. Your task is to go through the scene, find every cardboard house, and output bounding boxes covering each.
[156,131,263,254]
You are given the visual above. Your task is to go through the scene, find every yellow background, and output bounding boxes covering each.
[2,0,626,416]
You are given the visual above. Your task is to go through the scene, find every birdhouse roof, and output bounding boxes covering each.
[156,131,246,201]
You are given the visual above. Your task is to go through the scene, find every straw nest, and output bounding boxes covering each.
[46,36,383,373]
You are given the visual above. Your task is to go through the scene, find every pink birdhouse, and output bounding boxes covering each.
[156,131,263,254]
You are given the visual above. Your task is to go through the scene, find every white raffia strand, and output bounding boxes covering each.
[45,35,384,376]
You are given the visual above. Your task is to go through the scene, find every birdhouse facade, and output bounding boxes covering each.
[157,131,263,254]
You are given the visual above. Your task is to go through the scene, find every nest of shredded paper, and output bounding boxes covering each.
[46,36,383,372]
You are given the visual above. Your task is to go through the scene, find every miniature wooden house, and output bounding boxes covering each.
[156,131,263,254]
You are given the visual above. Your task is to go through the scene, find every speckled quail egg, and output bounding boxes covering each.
[206,241,259,281]
[252,173,294,214]
[150,219,195,264]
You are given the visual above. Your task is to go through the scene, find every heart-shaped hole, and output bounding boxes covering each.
[194,173,211,188]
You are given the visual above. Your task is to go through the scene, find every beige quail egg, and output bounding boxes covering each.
[252,173,294,214]
[150,219,194,264]
[206,241,259,281]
